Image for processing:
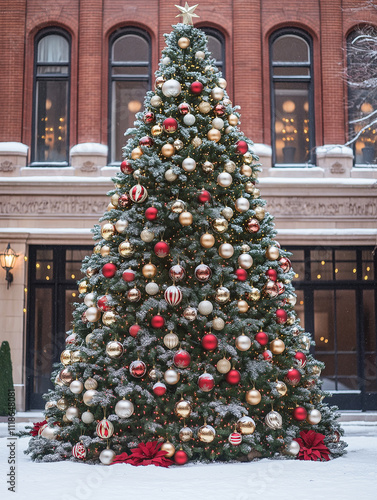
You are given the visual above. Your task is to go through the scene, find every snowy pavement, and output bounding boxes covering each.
[1,422,376,500]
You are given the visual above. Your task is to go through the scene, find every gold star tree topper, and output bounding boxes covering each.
[175,3,200,25]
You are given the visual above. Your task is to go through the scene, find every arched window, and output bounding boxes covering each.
[347,28,377,165]
[270,29,315,165]
[109,29,151,163]
[201,28,225,76]
[32,29,70,164]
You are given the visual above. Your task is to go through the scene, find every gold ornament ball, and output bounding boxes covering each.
[224,160,236,173]
[149,368,157,380]
[245,181,255,194]
[56,397,68,410]
[86,267,97,277]
[183,307,197,321]
[198,101,211,114]
[241,244,251,252]
[142,263,157,278]
[101,223,115,241]
[174,139,184,151]
[119,240,135,257]
[85,306,101,323]
[140,228,154,242]
[164,332,179,349]
[222,207,233,220]
[254,206,265,221]
[111,193,119,207]
[211,87,224,100]
[195,50,205,60]
[202,160,214,173]
[179,427,193,442]
[216,357,231,373]
[212,316,225,330]
[265,411,283,430]
[102,310,117,326]
[218,77,227,89]
[208,128,221,142]
[174,400,192,418]
[106,341,123,359]
[200,233,215,248]
[165,169,178,182]
[236,334,252,351]
[178,36,190,49]
[60,368,73,385]
[179,211,193,226]
[84,377,98,390]
[237,416,256,435]
[154,76,165,89]
[71,350,82,363]
[311,365,321,377]
[60,350,71,366]
[83,389,98,406]
[161,442,175,458]
[100,245,111,257]
[151,124,163,136]
[276,380,288,396]
[85,333,94,345]
[191,136,202,148]
[243,152,253,164]
[246,389,262,405]
[228,114,238,126]
[131,147,143,160]
[212,218,228,233]
[171,199,185,213]
[94,244,101,254]
[237,299,249,313]
[286,315,295,326]
[150,95,162,107]
[78,281,88,294]
[127,288,141,302]
[248,288,261,301]
[252,188,261,198]
[270,339,285,354]
[45,400,56,410]
[219,243,234,259]
[115,219,128,234]
[215,286,230,304]
[107,202,115,211]
[198,424,216,443]
[266,246,280,260]
[240,164,252,177]
[161,144,175,157]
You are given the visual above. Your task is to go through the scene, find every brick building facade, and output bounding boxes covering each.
[0,0,376,412]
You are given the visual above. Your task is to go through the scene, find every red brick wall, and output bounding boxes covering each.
[0,0,376,154]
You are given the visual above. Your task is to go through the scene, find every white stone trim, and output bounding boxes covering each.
[316,144,353,158]
[0,142,29,155]
[70,143,108,156]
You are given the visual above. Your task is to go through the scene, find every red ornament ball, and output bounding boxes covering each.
[72,442,87,459]
[129,360,147,378]
[236,140,248,154]
[122,268,135,282]
[255,331,269,346]
[174,450,188,465]
[97,295,111,312]
[214,104,226,116]
[198,189,211,204]
[118,193,132,209]
[277,282,285,295]
[145,207,158,221]
[195,264,212,282]
[178,102,190,115]
[163,117,178,133]
[201,333,218,351]
[226,369,241,385]
[102,263,117,278]
[120,160,133,174]
[276,309,288,324]
[285,368,301,386]
[235,268,248,281]
[153,382,167,396]
[139,136,154,147]
[263,349,273,361]
[266,269,278,281]
[293,406,307,421]
[173,349,191,369]
[129,184,148,203]
[154,241,170,258]
[294,351,307,368]
[198,373,215,392]
[169,264,185,281]
[279,257,292,273]
[151,314,165,328]
[129,324,141,337]
[245,218,260,233]
[144,111,155,124]
[190,81,204,95]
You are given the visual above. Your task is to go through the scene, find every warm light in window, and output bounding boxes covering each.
[24,256,28,261]
[282,100,296,113]
[71,274,75,279]
[46,276,50,281]
[72,292,76,297]
[128,100,142,113]
[364,276,368,280]
[353,268,357,274]
[367,266,371,272]
[295,273,299,278]
[335,268,339,273]
[299,300,304,305]
[324,339,329,344]
[23,308,26,313]
[317,274,321,279]
[321,260,325,265]
[47,265,51,270]
[361,102,373,114]
[24,287,27,293]
[320,336,324,341]
[36,263,40,268]
[45,98,52,110]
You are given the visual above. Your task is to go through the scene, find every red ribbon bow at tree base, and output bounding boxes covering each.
[112,441,173,467]
[295,430,330,461]
[30,420,47,436]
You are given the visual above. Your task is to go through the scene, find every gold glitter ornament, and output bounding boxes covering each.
[202,161,214,173]
[100,245,111,257]
[165,169,178,182]
[191,136,202,147]
[211,87,224,100]
[218,77,227,89]
[243,152,253,164]
[228,114,239,126]
[140,228,154,242]
[224,160,236,173]
[276,380,288,396]
[154,76,165,89]
[208,128,221,142]
[173,139,184,151]
[171,199,186,213]
[237,299,249,313]
[164,331,179,349]
[78,281,88,294]
[131,147,143,159]
[101,223,115,241]
[161,144,175,157]
[84,378,98,390]
[151,124,163,136]
[198,101,211,113]
[248,288,261,301]
[150,95,162,107]
[142,263,157,278]
[240,164,252,176]
[254,206,265,220]
[174,399,192,418]
[212,316,225,330]
[245,181,255,194]
[179,426,193,441]
[212,218,228,233]
[215,286,230,304]
[179,211,193,226]
[216,357,231,373]
[118,240,135,257]
[237,416,256,435]
[60,350,71,366]
[102,310,117,325]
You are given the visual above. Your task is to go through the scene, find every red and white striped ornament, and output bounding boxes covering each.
[164,285,183,306]
[129,184,148,203]
[228,432,242,446]
[96,418,114,439]
[72,442,87,459]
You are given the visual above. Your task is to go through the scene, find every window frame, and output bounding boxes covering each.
[108,27,152,165]
[31,28,71,166]
[201,27,226,77]
[269,28,316,167]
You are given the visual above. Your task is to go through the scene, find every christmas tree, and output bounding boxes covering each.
[26,4,346,465]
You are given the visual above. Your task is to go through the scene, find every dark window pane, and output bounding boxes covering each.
[311,260,333,281]
[336,290,357,351]
[35,79,68,162]
[111,80,149,162]
[292,261,305,281]
[38,34,69,63]
[112,65,149,76]
[274,81,310,163]
[207,34,222,61]
[314,290,335,351]
[65,249,89,280]
[37,65,68,75]
[334,251,357,280]
[35,249,53,280]
[273,66,310,77]
[295,289,305,328]
[272,34,310,63]
[364,290,377,391]
[113,34,149,62]
[66,289,78,331]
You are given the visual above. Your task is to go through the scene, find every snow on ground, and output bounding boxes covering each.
[0,422,376,500]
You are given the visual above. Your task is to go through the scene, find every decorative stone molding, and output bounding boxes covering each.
[316,145,353,177]
[0,142,28,176]
[70,143,108,176]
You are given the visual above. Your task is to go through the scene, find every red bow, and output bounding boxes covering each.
[295,430,330,461]
[30,420,47,436]
[113,441,173,468]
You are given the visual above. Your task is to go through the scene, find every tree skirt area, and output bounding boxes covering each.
[1,422,376,500]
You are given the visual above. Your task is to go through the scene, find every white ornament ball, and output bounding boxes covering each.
[217,171,232,187]
[69,380,84,394]
[83,389,98,406]
[238,253,253,269]
[115,400,134,418]
[140,229,154,242]
[164,368,180,385]
[236,334,252,351]
[224,160,236,173]
[198,300,213,316]
[81,411,95,424]
[183,113,196,126]
[161,79,182,97]
[212,117,224,130]
[99,448,116,465]
[195,51,205,60]
[286,440,300,456]
[146,282,159,295]
[66,406,80,421]
[165,169,178,182]
[218,243,234,259]
[182,157,196,172]
[307,409,322,425]
[225,126,234,133]
[287,294,297,306]
[222,207,234,220]
[41,425,59,440]
[211,86,224,100]
[115,219,129,233]
[212,317,225,330]
[235,197,250,212]
[161,56,171,65]
[84,293,95,307]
